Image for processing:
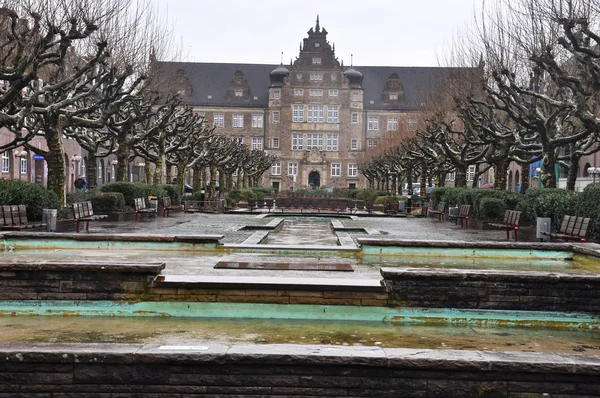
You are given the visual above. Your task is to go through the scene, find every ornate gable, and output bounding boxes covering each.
[382,72,404,103]
[228,70,250,101]
[292,16,341,70]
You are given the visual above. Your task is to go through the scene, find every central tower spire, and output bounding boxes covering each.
[316,15,320,32]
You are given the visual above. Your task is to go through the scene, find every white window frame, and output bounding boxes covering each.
[348,164,358,177]
[327,105,339,124]
[310,73,323,81]
[293,105,304,123]
[288,162,298,176]
[407,119,418,130]
[307,105,324,123]
[252,114,263,128]
[292,133,303,151]
[20,157,27,174]
[387,117,398,131]
[306,134,323,151]
[251,137,263,150]
[368,117,379,131]
[294,88,304,96]
[214,113,224,128]
[272,137,279,149]
[351,92,359,101]
[1,152,8,172]
[351,112,359,124]
[233,114,244,128]
[367,139,377,148]
[389,92,398,100]
[271,162,281,176]
[331,163,341,177]
[467,165,476,181]
[234,89,243,97]
[309,89,323,97]
[326,134,338,151]
[329,89,338,97]
[351,139,359,151]
[312,57,321,64]
[273,90,281,99]
[272,111,280,123]
[446,170,456,181]
[234,137,243,145]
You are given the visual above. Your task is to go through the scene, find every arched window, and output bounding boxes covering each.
[583,163,591,177]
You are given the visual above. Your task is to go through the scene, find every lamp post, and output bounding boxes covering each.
[110,160,118,181]
[71,155,82,175]
[587,167,600,184]
[137,162,145,183]
[14,150,27,180]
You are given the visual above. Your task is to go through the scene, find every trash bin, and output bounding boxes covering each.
[42,209,57,232]
[148,196,158,214]
[536,217,552,241]
[448,206,459,218]
[398,201,405,213]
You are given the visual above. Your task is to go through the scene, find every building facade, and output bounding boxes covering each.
[161,19,461,191]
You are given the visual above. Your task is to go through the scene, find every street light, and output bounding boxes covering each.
[71,154,82,173]
[137,162,145,183]
[587,167,600,183]
[14,150,27,180]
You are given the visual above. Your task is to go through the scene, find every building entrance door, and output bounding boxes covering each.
[308,171,320,189]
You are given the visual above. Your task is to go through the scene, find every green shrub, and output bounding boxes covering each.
[91,192,127,214]
[375,196,386,204]
[517,188,578,232]
[159,184,181,205]
[0,180,59,221]
[252,187,272,199]
[356,188,378,202]
[430,187,446,207]
[479,198,506,221]
[100,182,146,206]
[576,183,600,239]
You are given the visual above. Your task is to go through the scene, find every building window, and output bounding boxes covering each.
[327,105,339,124]
[1,152,8,172]
[367,139,377,148]
[20,157,27,174]
[310,73,323,81]
[272,111,280,123]
[312,57,321,64]
[292,133,303,151]
[288,162,298,176]
[331,163,341,177]
[351,112,359,124]
[352,92,359,101]
[407,119,417,130]
[273,90,280,99]
[214,113,224,128]
[272,137,279,149]
[233,114,244,128]
[251,137,263,150]
[306,134,323,151]
[387,117,398,131]
[389,93,398,100]
[351,139,359,151]
[234,137,243,145]
[232,169,238,177]
[271,162,281,176]
[446,170,456,181]
[329,89,338,97]
[368,117,379,131]
[307,105,324,123]
[326,134,338,151]
[296,73,302,80]
[293,105,304,122]
[309,89,323,96]
[294,88,304,96]
[252,114,263,128]
[467,165,476,181]
[235,89,243,97]
[348,164,358,177]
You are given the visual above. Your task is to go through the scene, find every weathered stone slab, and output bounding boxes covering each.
[214,261,353,272]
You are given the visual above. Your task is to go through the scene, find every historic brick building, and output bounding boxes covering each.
[159,18,471,191]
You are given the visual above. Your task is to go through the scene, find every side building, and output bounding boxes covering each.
[158,19,471,191]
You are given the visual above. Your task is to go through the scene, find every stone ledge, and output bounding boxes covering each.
[0,343,598,375]
[0,260,165,273]
[359,238,573,251]
[0,232,223,244]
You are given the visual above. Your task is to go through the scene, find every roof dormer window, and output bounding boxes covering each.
[235,89,243,97]
[389,93,398,100]
[315,42,320,47]
[312,57,321,64]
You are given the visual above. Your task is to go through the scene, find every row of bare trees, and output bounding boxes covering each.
[360,0,600,196]
[0,0,276,206]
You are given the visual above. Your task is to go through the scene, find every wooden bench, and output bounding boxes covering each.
[489,210,522,241]
[429,202,446,222]
[543,215,591,242]
[449,204,471,229]
[133,197,157,221]
[72,201,107,233]
[161,197,179,217]
[0,205,46,230]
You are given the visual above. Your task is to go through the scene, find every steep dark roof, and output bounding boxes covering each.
[158,61,470,111]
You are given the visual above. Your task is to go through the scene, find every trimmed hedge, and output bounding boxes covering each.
[430,187,519,220]
[0,180,59,221]
[100,182,175,207]
[516,188,578,230]
[479,198,506,222]
[576,184,600,238]
[66,190,127,214]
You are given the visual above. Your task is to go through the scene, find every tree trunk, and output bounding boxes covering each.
[209,165,217,201]
[455,166,467,188]
[566,151,581,191]
[176,162,186,199]
[218,170,225,195]
[116,134,129,182]
[541,153,557,188]
[420,163,427,199]
[519,162,529,194]
[45,128,66,207]
[192,165,202,194]
[494,159,509,191]
[86,153,98,190]
[145,163,154,185]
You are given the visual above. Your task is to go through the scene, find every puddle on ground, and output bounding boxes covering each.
[265,217,339,246]
[0,316,599,354]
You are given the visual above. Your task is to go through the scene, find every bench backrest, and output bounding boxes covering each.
[72,201,94,219]
[437,202,446,212]
[1,205,12,226]
[459,204,471,217]
[163,197,172,208]
[133,197,146,211]
[558,215,591,239]
[17,205,28,224]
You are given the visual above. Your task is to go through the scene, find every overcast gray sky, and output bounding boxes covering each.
[156,0,483,67]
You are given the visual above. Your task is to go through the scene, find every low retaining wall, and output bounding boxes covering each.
[0,343,598,397]
[382,267,600,313]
